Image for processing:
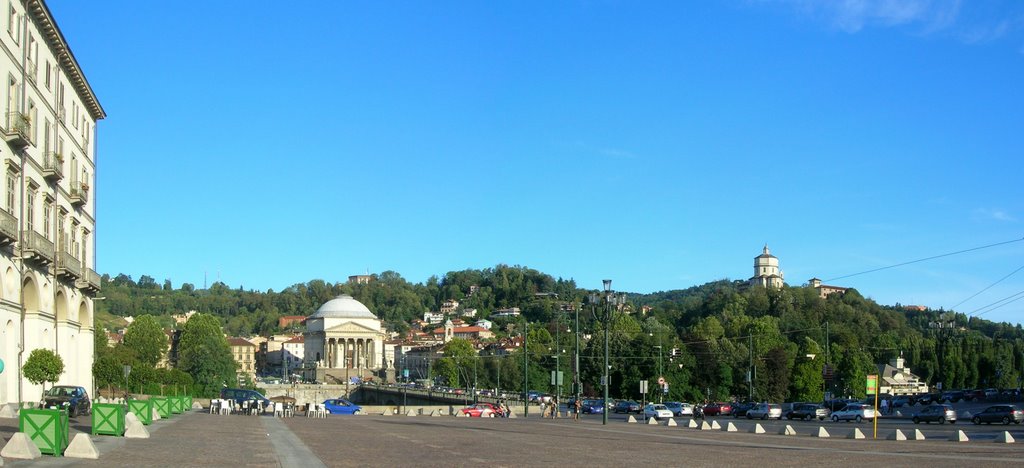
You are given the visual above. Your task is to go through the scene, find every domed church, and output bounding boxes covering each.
[303,295,385,383]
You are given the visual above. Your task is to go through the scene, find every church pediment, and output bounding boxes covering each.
[325,321,380,334]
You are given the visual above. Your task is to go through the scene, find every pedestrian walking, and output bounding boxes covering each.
[574,398,582,421]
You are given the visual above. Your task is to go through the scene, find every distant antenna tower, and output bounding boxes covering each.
[204,271,207,289]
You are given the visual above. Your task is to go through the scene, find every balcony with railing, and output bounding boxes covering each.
[70,182,89,206]
[76,268,101,294]
[20,230,54,265]
[0,209,16,244]
[3,111,32,148]
[43,151,63,182]
[56,250,82,280]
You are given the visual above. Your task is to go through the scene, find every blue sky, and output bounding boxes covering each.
[50,1,1024,324]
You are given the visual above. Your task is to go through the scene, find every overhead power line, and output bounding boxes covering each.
[825,236,1024,283]
[951,264,1024,310]
[970,289,1024,318]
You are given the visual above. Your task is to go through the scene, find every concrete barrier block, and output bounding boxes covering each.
[455,410,467,418]
[192,402,204,410]
[912,429,926,441]
[750,423,766,434]
[647,417,658,425]
[724,422,737,432]
[779,425,797,436]
[152,407,161,421]
[960,411,972,419]
[710,420,721,430]
[126,412,140,425]
[1,432,42,460]
[887,429,907,441]
[406,409,417,417]
[687,419,698,428]
[508,411,517,418]
[814,427,830,438]
[995,431,1015,444]
[430,410,442,417]
[626,415,637,424]
[381,410,391,416]
[125,420,150,439]
[666,418,677,427]
[65,433,100,459]
[0,404,15,418]
[700,421,712,431]
[848,428,866,439]
[952,430,969,442]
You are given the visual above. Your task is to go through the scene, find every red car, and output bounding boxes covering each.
[460,403,503,417]
[702,402,733,416]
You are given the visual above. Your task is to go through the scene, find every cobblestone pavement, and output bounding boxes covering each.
[3,411,1024,467]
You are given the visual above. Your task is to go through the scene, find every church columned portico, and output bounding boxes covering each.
[303,295,385,382]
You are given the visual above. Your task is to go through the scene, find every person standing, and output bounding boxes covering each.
[574,398,582,421]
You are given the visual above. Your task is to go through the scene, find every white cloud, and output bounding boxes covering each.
[973,208,1017,222]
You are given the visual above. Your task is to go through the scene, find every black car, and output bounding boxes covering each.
[42,385,91,417]
[940,390,965,403]
[915,393,942,405]
[786,403,830,421]
[971,405,1024,425]
[613,400,641,414]
[731,402,755,418]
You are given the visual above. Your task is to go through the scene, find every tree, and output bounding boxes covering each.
[178,313,237,397]
[434,338,479,388]
[24,348,64,395]
[122,315,168,367]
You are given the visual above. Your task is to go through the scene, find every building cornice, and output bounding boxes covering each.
[27,0,106,120]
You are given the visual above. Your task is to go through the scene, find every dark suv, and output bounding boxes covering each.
[42,385,91,417]
[786,403,830,421]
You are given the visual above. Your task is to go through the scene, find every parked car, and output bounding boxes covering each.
[613,400,641,414]
[891,395,915,407]
[971,405,1024,425]
[967,389,986,401]
[786,404,830,421]
[702,402,732,417]
[914,393,941,405]
[643,404,674,420]
[220,388,272,410]
[731,402,755,418]
[461,403,502,417]
[581,399,605,414]
[831,404,875,422]
[42,385,91,417]
[912,404,956,424]
[664,401,693,417]
[824,398,859,412]
[940,391,965,403]
[746,403,782,420]
[322,398,362,415]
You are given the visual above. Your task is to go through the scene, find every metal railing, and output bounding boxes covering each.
[43,151,63,180]
[86,268,101,289]
[20,229,54,263]
[0,209,15,242]
[57,250,82,279]
[4,111,32,145]
[70,183,89,205]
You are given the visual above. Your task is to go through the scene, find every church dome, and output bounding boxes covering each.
[310,295,377,319]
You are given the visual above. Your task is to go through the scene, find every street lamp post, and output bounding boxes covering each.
[590,279,626,426]
[522,317,529,418]
[574,301,580,408]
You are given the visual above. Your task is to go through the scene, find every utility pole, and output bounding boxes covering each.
[748,333,753,402]
[574,301,580,406]
[523,318,529,418]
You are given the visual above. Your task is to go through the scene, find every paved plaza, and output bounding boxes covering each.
[3,410,1024,467]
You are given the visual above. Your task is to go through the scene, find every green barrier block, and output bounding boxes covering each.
[19,408,69,456]
[185,396,193,410]
[170,396,183,414]
[128,399,153,425]
[151,396,170,418]
[92,403,125,436]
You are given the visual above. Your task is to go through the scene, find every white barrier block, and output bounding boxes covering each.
[0,432,42,460]
[953,430,969,442]
[192,402,203,410]
[647,417,658,425]
[995,431,1015,444]
[687,419,698,428]
[65,433,100,459]
[814,427,830,438]
[779,425,797,436]
[430,410,442,417]
[381,410,391,416]
[455,410,467,418]
[626,415,637,424]
[888,429,907,441]
[710,420,721,430]
[406,409,417,417]
[152,407,161,421]
[960,411,972,419]
[724,422,738,432]
[666,418,677,427]
[0,404,15,418]
[508,411,517,418]
[700,421,712,431]
[125,419,150,439]
[848,428,866,439]
[750,423,766,434]
[912,429,926,441]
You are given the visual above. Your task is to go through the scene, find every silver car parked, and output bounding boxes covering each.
[746,402,782,420]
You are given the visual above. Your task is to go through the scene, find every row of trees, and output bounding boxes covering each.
[93,314,241,397]
[97,266,1024,403]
